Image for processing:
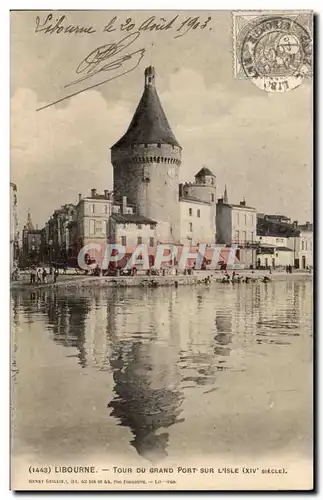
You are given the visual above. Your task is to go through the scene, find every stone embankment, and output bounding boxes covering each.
[11,270,313,292]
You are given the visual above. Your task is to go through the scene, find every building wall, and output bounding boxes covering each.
[295,229,313,268]
[231,207,256,244]
[77,197,113,249]
[216,203,232,244]
[112,143,181,243]
[110,221,156,247]
[256,235,291,247]
[182,182,216,205]
[217,202,256,246]
[257,250,294,268]
[180,200,215,245]
[22,230,42,262]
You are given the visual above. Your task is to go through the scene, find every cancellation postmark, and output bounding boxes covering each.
[232,11,313,92]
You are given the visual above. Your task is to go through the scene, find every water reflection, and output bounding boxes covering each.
[255,281,305,346]
[46,294,90,368]
[108,342,184,463]
[11,279,312,462]
[214,312,232,358]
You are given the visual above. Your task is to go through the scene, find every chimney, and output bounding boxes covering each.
[91,188,97,198]
[78,193,82,202]
[104,189,110,199]
[122,196,127,214]
[36,224,38,230]
[240,200,246,206]
[293,220,298,228]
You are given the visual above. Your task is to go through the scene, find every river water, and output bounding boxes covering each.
[11,279,313,474]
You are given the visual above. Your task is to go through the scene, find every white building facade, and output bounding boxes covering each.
[179,167,216,246]
[294,222,313,269]
[216,198,257,246]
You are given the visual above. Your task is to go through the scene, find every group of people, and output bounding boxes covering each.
[286,265,293,274]
[29,265,59,285]
[216,271,272,284]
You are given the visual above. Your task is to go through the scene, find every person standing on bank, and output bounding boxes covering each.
[53,267,59,284]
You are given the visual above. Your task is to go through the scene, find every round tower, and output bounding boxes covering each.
[183,167,217,204]
[111,66,182,243]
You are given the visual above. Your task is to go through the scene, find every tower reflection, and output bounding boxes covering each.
[107,289,184,463]
[108,342,184,462]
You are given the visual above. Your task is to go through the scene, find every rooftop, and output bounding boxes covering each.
[298,222,313,231]
[257,215,300,237]
[112,67,180,149]
[111,214,157,225]
[195,167,215,177]
[180,196,212,205]
[230,203,256,210]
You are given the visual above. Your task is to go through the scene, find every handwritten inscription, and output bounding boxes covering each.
[65,32,145,89]
[35,14,212,39]
[35,13,212,111]
[35,14,96,34]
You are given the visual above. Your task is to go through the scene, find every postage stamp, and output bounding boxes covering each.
[232,11,313,92]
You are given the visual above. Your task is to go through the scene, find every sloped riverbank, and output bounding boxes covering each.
[11,271,312,292]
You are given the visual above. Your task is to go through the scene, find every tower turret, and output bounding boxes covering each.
[144,65,156,87]
[187,166,217,205]
[111,67,182,243]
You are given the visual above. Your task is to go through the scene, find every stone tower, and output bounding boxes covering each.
[186,167,217,204]
[111,66,182,243]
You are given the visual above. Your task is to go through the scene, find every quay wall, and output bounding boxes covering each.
[11,272,313,293]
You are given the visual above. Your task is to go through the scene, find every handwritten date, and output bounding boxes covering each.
[35,14,212,39]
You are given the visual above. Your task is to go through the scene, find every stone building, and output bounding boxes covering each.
[66,189,140,257]
[294,221,313,269]
[108,213,157,248]
[216,191,257,246]
[74,189,114,253]
[45,203,76,263]
[256,214,300,268]
[111,66,182,244]
[215,188,257,268]
[179,167,217,245]
[10,182,19,271]
[111,66,219,248]
[22,212,42,264]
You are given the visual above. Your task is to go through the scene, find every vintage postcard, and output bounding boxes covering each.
[10,10,313,491]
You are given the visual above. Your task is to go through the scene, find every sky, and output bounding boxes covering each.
[11,10,313,231]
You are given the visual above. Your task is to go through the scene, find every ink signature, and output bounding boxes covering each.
[37,32,145,111]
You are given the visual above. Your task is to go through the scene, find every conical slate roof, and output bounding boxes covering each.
[112,67,180,149]
[195,167,215,177]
